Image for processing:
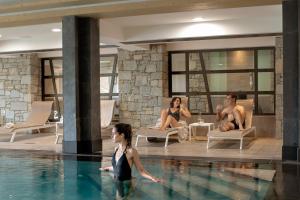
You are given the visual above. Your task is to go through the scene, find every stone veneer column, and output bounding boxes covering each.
[62,16,101,154]
[118,44,168,128]
[282,0,300,161]
[275,36,283,139]
[0,54,41,124]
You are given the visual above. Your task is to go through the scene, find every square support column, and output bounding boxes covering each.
[282,0,300,161]
[62,16,101,154]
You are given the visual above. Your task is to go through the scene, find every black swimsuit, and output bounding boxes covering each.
[232,120,245,129]
[112,147,132,181]
[167,108,180,121]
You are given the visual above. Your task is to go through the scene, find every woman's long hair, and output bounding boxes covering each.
[170,97,181,108]
[114,123,133,148]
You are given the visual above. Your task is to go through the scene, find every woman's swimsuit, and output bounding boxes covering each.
[167,108,180,121]
[112,147,132,181]
[232,120,245,129]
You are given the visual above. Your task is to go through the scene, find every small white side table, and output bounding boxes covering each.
[189,122,214,141]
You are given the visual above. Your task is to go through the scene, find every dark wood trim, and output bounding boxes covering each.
[169,46,275,54]
[44,75,63,78]
[100,73,117,77]
[108,55,118,100]
[168,53,172,97]
[49,59,61,118]
[175,91,275,95]
[254,49,259,114]
[100,93,119,96]
[169,47,276,115]
[121,33,282,45]
[273,47,276,115]
[44,94,63,97]
[185,52,189,104]
[199,51,213,113]
[41,59,45,101]
[0,48,62,55]
[0,46,119,55]
[100,45,119,48]
[171,68,274,74]
[100,54,119,58]
[121,32,282,44]
[41,55,119,118]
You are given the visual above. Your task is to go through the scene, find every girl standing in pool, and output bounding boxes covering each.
[100,123,161,182]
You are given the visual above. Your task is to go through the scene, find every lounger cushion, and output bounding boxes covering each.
[26,101,54,126]
[208,127,256,139]
[136,128,178,138]
[100,100,115,128]
[0,127,14,134]
[0,101,54,138]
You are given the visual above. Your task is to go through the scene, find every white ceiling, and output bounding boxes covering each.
[0,5,282,53]
[106,5,281,27]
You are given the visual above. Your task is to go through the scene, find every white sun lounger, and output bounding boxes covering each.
[0,101,55,142]
[135,127,180,148]
[100,100,116,129]
[207,99,256,150]
[135,97,189,148]
[54,99,116,144]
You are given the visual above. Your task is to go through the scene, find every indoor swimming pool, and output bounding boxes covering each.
[0,151,274,200]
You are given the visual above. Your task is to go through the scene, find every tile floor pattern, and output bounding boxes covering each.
[0,130,282,160]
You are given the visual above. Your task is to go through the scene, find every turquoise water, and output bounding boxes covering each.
[0,152,271,200]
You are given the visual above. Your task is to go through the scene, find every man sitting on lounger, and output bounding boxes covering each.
[216,93,245,131]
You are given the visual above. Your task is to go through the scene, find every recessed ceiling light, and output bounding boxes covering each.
[100,42,106,45]
[192,17,204,22]
[51,28,61,32]
[0,34,2,38]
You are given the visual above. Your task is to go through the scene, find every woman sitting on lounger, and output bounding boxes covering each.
[159,97,191,131]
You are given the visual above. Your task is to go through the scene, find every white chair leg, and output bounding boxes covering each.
[135,135,140,147]
[165,135,169,148]
[146,137,150,142]
[207,137,210,149]
[10,132,16,143]
[240,138,243,150]
[55,135,59,144]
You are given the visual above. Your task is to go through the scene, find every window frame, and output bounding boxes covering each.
[41,54,118,118]
[168,47,275,115]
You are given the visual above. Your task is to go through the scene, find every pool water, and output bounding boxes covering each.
[0,152,272,200]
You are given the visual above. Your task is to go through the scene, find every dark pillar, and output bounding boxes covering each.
[62,16,101,154]
[282,0,300,161]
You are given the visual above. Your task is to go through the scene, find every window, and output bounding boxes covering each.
[169,47,275,115]
[100,55,119,99]
[41,55,118,119]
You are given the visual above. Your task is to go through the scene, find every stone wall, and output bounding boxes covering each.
[275,36,283,138]
[118,44,168,128]
[0,54,41,124]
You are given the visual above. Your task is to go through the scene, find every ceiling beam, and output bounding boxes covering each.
[0,0,282,28]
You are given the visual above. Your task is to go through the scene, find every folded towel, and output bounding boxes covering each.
[5,122,14,129]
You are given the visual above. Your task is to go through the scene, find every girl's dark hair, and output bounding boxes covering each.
[114,123,132,148]
[228,93,237,103]
[170,97,181,108]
